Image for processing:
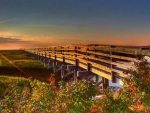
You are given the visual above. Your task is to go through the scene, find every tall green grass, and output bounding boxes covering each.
[0,50,50,82]
[0,76,31,98]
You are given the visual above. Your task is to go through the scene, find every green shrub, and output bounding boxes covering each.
[1,78,55,113]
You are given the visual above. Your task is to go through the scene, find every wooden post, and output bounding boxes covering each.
[33,48,36,58]
[37,53,39,60]
[41,53,43,63]
[96,75,99,83]
[102,77,109,90]
[74,46,78,83]
[87,47,92,76]
[53,55,57,71]
[36,51,38,60]
[112,72,116,83]
[61,57,65,78]
[39,53,41,61]
[53,47,57,70]
[63,56,65,64]
[87,63,91,72]
[110,46,116,83]
[44,52,47,66]
[49,52,51,59]
[38,51,41,60]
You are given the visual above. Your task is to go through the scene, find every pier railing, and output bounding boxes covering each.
[23,44,150,87]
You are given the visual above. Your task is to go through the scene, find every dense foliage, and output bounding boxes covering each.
[0,56,150,113]
[0,76,98,113]
[0,77,55,113]
[93,57,150,113]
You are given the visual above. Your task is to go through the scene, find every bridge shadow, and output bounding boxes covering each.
[53,70,74,86]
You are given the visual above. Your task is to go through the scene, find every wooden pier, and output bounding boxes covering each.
[23,44,150,89]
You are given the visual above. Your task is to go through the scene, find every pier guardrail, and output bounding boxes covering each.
[23,44,150,87]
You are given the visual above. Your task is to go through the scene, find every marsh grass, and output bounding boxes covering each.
[0,76,31,98]
[0,50,51,82]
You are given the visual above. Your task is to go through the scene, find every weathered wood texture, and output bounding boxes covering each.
[24,44,150,81]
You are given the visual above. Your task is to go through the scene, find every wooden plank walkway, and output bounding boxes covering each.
[23,44,150,83]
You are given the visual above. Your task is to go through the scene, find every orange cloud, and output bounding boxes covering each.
[0,30,150,50]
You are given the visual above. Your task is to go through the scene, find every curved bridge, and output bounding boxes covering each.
[23,44,150,89]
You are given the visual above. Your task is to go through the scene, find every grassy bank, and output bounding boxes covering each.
[0,50,52,82]
[0,76,31,98]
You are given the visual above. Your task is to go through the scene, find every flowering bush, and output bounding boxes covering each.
[121,57,150,112]
[54,80,99,113]
[1,78,55,113]
[1,56,150,112]
[90,55,150,113]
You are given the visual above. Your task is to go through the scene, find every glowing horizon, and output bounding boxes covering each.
[0,0,150,50]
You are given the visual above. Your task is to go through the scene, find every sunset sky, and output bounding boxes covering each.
[0,0,150,50]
